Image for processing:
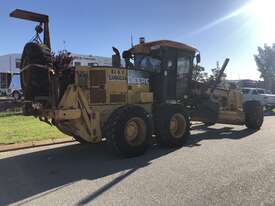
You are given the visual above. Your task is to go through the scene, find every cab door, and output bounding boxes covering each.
[166,54,177,100]
[163,50,192,101]
[176,54,192,99]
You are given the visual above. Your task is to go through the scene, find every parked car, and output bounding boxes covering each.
[7,74,22,100]
[242,87,275,110]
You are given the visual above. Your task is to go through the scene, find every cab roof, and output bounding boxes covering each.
[129,40,198,54]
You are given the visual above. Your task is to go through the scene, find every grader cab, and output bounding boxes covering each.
[10,9,264,157]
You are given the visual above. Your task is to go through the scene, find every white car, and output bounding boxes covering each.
[7,74,23,100]
[242,87,275,110]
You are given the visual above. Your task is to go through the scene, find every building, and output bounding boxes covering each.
[0,53,112,93]
[236,79,259,88]
[226,79,266,90]
[0,54,21,92]
[71,54,112,67]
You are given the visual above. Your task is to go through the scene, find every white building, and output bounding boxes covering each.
[0,54,21,90]
[71,54,112,67]
[0,53,112,91]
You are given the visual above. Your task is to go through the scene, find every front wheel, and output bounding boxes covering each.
[244,101,264,130]
[155,104,190,147]
[103,105,153,157]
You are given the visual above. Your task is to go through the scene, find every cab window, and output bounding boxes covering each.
[134,55,162,72]
[177,56,190,77]
[257,89,265,94]
[242,89,250,94]
[252,90,258,95]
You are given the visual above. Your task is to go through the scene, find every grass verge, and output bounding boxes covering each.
[0,113,68,144]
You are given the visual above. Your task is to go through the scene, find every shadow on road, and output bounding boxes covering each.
[0,142,176,205]
[0,125,256,205]
[186,124,257,147]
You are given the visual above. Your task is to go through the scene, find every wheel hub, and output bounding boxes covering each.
[124,117,146,146]
[169,113,186,138]
[126,121,139,141]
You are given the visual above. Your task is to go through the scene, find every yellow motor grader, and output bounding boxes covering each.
[10,9,263,157]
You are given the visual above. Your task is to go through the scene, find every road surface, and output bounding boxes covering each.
[1,116,275,206]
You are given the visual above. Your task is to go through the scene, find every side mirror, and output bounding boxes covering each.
[196,53,201,64]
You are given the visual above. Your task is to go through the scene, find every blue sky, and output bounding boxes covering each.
[0,0,273,79]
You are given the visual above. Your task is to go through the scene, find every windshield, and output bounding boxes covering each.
[257,89,265,94]
[242,89,250,94]
[134,55,162,72]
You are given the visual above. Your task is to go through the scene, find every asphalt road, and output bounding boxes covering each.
[1,115,275,206]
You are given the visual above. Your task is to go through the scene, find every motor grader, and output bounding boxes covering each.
[10,9,263,157]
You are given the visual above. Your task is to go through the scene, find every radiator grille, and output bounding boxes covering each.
[90,88,106,103]
[90,70,106,86]
[90,70,106,103]
[110,94,126,103]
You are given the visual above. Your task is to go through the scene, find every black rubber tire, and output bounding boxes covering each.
[155,104,190,147]
[103,105,153,157]
[20,42,52,100]
[244,101,264,130]
[73,136,90,144]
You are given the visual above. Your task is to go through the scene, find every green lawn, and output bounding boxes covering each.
[0,113,68,144]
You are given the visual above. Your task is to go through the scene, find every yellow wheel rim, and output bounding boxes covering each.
[169,113,187,138]
[124,117,146,146]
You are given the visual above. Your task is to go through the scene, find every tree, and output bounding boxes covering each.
[208,61,227,81]
[254,44,275,92]
[192,65,208,82]
[193,61,227,83]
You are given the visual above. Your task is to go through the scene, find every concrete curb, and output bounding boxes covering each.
[0,137,75,152]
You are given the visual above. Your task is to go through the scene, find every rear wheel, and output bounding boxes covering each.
[244,101,264,130]
[73,135,90,144]
[155,104,190,147]
[103,105,153,157]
